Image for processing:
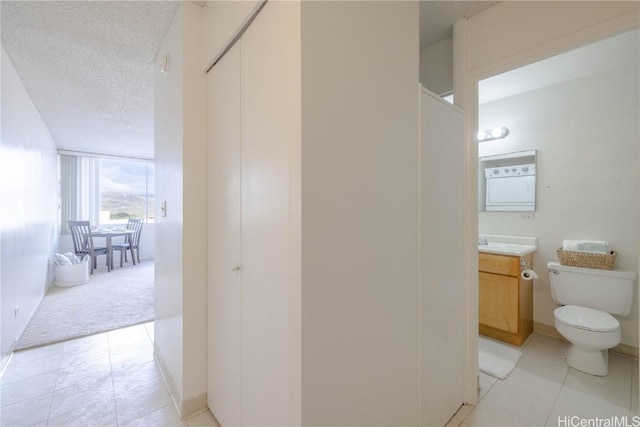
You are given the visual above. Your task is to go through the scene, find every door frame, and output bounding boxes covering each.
[454,5,640,405]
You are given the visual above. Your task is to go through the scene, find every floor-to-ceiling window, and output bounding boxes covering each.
[59,153,154,233]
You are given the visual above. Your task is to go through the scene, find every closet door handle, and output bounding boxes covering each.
[232,265,241,272]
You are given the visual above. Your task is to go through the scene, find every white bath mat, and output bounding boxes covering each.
[478,336,522,380]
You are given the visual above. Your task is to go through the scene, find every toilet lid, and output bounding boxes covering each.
[555,305,620,332]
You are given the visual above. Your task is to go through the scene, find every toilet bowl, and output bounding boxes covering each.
[554,305,621,376]
[547,261,634,377]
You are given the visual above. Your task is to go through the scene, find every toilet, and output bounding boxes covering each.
[547,261,635,376]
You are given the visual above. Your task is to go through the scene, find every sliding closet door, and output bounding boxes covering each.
[240,1,300,425]
[207,42,242,426]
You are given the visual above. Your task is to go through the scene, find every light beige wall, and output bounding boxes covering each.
[467,1,640,79]
[203,0,260,68]
[300,2,420,425]
[420,37,453,96]
[153,2,208,416]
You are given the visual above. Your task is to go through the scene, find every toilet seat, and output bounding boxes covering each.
[555,305,619,332]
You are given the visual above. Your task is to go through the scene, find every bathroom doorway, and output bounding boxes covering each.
[467,22,639,423]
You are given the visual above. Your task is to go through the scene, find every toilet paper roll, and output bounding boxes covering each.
[521,269,538,280]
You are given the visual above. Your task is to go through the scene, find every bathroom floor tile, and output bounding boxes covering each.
[478,372,497,400]
[463,399,537,426]
[563,367,631,408]
[482,379,556,426]
[502,364,564,401]
[607,352,634,376]
[555,385,630,419]
[513,351,570,384]
[544,402,588,427]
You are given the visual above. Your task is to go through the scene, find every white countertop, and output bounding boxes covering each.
[478,234,537,256]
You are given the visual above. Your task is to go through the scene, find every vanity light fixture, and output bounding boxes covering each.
[477,126,509,142]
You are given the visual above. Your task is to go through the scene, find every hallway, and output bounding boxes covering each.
[0,322,217,427]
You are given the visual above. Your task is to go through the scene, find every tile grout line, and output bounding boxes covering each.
[107,331,120,427]
[44,348,65,426]
[543,363,572,427]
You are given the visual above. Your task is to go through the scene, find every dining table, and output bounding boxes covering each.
[91,228,135,271]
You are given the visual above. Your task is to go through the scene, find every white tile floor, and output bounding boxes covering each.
[2,327,637,427]
[0,322,219,427]
[450,333,640,427]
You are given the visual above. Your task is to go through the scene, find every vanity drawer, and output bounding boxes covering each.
[479,253,519,276]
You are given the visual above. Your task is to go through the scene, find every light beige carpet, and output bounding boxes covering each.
[15,260,154,350]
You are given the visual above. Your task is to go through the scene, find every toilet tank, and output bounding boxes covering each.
[547,262,635,316]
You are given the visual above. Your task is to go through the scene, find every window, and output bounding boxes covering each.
[60,153,154,233]
[99,158,154,224]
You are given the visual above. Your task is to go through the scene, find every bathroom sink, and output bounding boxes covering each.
[478,242,537,256]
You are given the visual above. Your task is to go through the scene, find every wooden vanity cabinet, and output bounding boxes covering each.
[479,252,533,346]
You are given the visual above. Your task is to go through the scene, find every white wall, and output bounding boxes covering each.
[0,48,58,357]
[154,2,207,417]
[420,37,453,96]
[180,0,208,411]
[300,2,420,424]
[478,57,639,347]
[154,3,185,410]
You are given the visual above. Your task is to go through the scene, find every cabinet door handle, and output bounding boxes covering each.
[232,265,241,272]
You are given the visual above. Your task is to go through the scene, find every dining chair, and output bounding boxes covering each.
[112,219,144,267]
[68,220,109,274]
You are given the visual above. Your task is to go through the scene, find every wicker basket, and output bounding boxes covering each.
[556,248,616,270]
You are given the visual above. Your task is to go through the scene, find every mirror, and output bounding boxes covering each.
[479,150,536,212]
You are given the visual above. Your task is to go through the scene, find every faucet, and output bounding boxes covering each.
[478,238,488,245]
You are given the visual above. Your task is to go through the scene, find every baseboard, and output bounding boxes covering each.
[153,345,208,420]
[613,342,639,359]
[0,353,14,380]
[533,321,564,340]
[534,321,639,359]
[181,393,208,419]
[8,291,48,355]
[154,345,183,417]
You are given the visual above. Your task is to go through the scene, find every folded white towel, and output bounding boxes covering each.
[562,240,610,254]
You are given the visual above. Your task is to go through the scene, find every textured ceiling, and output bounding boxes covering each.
[1,0,495,160]
[420,1,500,49]
[1,1,179,159]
